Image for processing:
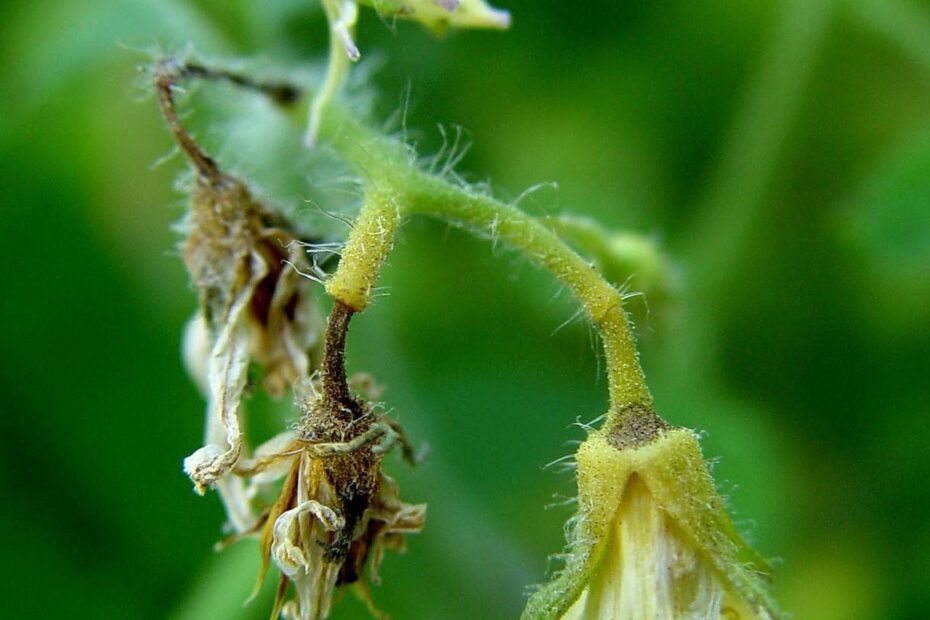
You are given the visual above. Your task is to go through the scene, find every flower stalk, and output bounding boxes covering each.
[325,187,402,313]
[317,107,653,418]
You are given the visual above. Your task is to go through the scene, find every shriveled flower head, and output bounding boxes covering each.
[239,378,425,619]
[178,167,321,501]
[154,61,322,514]
[181,167,319,399]
[524,405,780,620]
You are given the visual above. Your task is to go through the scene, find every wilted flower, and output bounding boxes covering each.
[154,62,322,524]
[524,405,780,620]
[238,379,426,619]
[177,148,324,501]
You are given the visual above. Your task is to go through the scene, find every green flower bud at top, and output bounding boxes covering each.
[307,0,509,143]
[362,0,510,34]
[524,406,780,620]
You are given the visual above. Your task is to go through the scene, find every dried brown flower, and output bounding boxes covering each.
[154,61,321,518]
[238,373,425,619]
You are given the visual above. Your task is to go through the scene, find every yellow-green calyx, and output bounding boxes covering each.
[523,407,780,620]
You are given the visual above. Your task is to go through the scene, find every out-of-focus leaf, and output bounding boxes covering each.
[2,0,229,109]
[844,126,930,329]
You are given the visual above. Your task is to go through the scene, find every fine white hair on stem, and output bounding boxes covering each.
[441,127,472,180]
[489,212,501,254]
[546,282,567,306]
[289,240,346,251]
[370,286,392,300]
[148,144,181,171]
[427,123,450,175]
[572,412,607,432]
[512,181,559,208]
[544,453,576,470]
[303,200,357,229]
[425,124,473,184]
[382,79,413,139]
[287,240,344,281]
[551,306,585,337]
[282,259,329,285]
[585,319,602,386]
[314,174,367,197]
[544,494,579,511]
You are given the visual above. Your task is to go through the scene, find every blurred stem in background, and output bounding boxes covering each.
[657,0,837,387]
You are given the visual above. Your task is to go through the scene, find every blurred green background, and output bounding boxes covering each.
[2,0,929,618]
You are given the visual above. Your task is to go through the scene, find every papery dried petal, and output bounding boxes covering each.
[361,472,426,583]
[273,499,345,577]
[271,453,346,620]
[182,314,211,395]
[178,168,321,528]
[258,419,425,618]
[250,234,321,397]
[183,270,260,495]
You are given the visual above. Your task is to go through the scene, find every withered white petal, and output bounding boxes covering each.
[272,455,346,620]
[182,313,210,395]
[254,430,299,458]
[184,251,266,495]
[272,499,345,577]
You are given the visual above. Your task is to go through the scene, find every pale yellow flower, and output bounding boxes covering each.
[524,406,780,620]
